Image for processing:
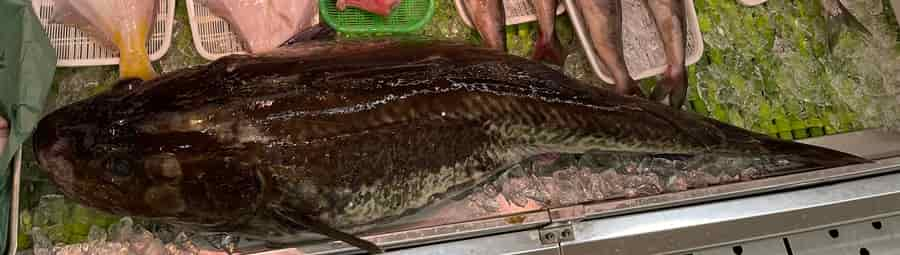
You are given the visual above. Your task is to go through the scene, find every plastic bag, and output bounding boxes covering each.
[201,0,318,53]
[0,0,57,253]
[50,0,159,81]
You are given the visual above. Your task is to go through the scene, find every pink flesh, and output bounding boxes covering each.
[337,0,401,16]
[202,0,318,53]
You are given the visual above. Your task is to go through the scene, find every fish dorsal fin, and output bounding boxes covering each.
[278,24,337,47]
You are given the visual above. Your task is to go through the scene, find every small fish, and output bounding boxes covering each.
[463,0,507,51]
[530,0,566,65]
[337,0,401,16]
[644,0,688,109]
[33,40,869,254]
[819,0,872,52]
[576,0,642,96]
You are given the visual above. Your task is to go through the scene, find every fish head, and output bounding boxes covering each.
[34,83,263,224]
[33,99,157,215]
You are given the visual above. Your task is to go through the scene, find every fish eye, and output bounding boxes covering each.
[107,157,133,177]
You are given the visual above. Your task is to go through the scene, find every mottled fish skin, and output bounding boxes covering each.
[463,0,507,51]
[531,0,565,65]
[576,0,642,97]
[645,0,688,109]
[33,40,869,252]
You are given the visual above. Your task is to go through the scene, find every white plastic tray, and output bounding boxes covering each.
[30,0,175,67]
[185,0,320,61]
[454,0,566,27]
[564,0,704,84]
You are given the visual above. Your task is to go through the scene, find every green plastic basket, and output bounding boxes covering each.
[319,0,435,34]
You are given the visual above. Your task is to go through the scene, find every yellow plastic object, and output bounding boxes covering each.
[111,21,155,80]
[50,0,159,80]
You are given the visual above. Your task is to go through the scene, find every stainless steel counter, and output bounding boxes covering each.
[249,129,900,255]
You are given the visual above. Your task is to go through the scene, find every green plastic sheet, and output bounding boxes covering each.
[0,0,57,253]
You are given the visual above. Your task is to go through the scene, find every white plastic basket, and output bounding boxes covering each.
[30,0,176,67]
[185,0,320,61]
[564,0,704,84]
[454,0,566,27]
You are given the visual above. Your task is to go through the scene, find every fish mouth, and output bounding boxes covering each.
[33,116,66,171]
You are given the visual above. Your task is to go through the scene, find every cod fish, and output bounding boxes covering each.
[463,0,507,51]
[34,40,868,254]
[530,0,565,65]
[644,0,689,109]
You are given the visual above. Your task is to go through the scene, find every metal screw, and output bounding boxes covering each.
[560,229,572,239]
[544,232,557,242]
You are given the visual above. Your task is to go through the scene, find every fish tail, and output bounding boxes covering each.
[761,138,871,177]
[650,69,688,109]
[532,33,565,66]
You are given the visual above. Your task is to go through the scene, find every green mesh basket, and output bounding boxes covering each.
[319,0,435,33]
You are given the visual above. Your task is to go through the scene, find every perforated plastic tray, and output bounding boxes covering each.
[29,0,175,67]
[564,0,703,84]
[320,0,435,33]
[185,0,320,61]
[454,0,566,27]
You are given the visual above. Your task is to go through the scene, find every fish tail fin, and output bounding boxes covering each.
[760,138,871,177]
[532,34,565,66]
[705,119,870,177]
[650,69,688,109]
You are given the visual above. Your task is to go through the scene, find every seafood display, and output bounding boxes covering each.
[337,0,402,16]
[33,40,868,253]
[461,0,507,51]
[530,0,565,65]
[51,0,159,80]
[645,0,689,108]
[200,0,319,53]
[575,0,642,96]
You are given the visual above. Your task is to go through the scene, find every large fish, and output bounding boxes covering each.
[34,40,868,254]
[576,0,642,97]
[530,0,565,65]
[644,0,689,109]
[463,0,507,51]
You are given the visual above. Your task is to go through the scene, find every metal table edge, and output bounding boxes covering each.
[254,129,900,255]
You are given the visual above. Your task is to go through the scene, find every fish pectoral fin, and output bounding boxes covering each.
[270,207,384,254]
